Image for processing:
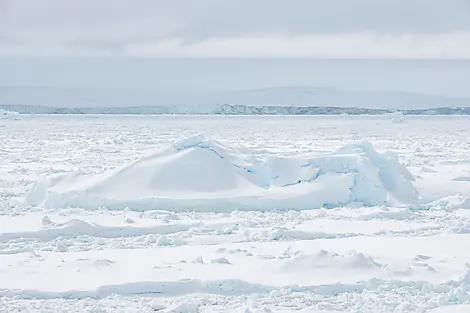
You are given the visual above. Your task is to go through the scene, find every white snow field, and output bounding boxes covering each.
[0,115,470,312]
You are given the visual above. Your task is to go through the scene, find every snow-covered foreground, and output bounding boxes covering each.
[1,115,470,312]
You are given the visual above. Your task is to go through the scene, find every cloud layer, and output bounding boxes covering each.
[1,0,470,58]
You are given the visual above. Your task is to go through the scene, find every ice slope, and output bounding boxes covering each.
[0,109,20,120]
[26,135,418,211]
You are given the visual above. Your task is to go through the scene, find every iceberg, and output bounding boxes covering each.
[26,135,418,211]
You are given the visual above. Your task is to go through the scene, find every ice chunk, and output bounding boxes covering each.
[26,135,418,211]
[0,109,20,120]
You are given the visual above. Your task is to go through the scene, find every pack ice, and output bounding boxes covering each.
[0,109,20,120]
[26,135,418,211]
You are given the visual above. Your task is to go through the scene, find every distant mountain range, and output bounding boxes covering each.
[1,85,469,114]
[1,103,469,116]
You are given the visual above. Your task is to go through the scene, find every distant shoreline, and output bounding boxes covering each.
[1,104,469,116]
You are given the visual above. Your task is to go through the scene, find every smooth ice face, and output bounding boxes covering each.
[26,135,418,211]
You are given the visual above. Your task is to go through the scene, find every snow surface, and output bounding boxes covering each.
[1,115,470,312]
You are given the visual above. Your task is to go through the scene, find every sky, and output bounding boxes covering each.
[2,0,470,106]
[1,0,470,58]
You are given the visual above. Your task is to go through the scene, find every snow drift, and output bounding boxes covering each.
[26,135,418,211]
[0,109,20,120]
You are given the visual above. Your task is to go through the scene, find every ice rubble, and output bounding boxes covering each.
[26,135,418,211]
[0,109,20,120]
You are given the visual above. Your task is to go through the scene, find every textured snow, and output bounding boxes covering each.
[1,115,470,312]
[430,305,470,313]
[0,109,20,120]
[26,135,418,211]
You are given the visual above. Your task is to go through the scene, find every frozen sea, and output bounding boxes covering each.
[1,115,470,312]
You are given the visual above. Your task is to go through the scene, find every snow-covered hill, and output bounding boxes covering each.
[221,86,470,109]
[1,86,469,113]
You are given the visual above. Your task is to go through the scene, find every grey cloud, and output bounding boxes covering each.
[1,0,470,57]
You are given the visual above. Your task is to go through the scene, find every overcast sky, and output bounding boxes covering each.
[2,0,470,101]
[1,0,470,58]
